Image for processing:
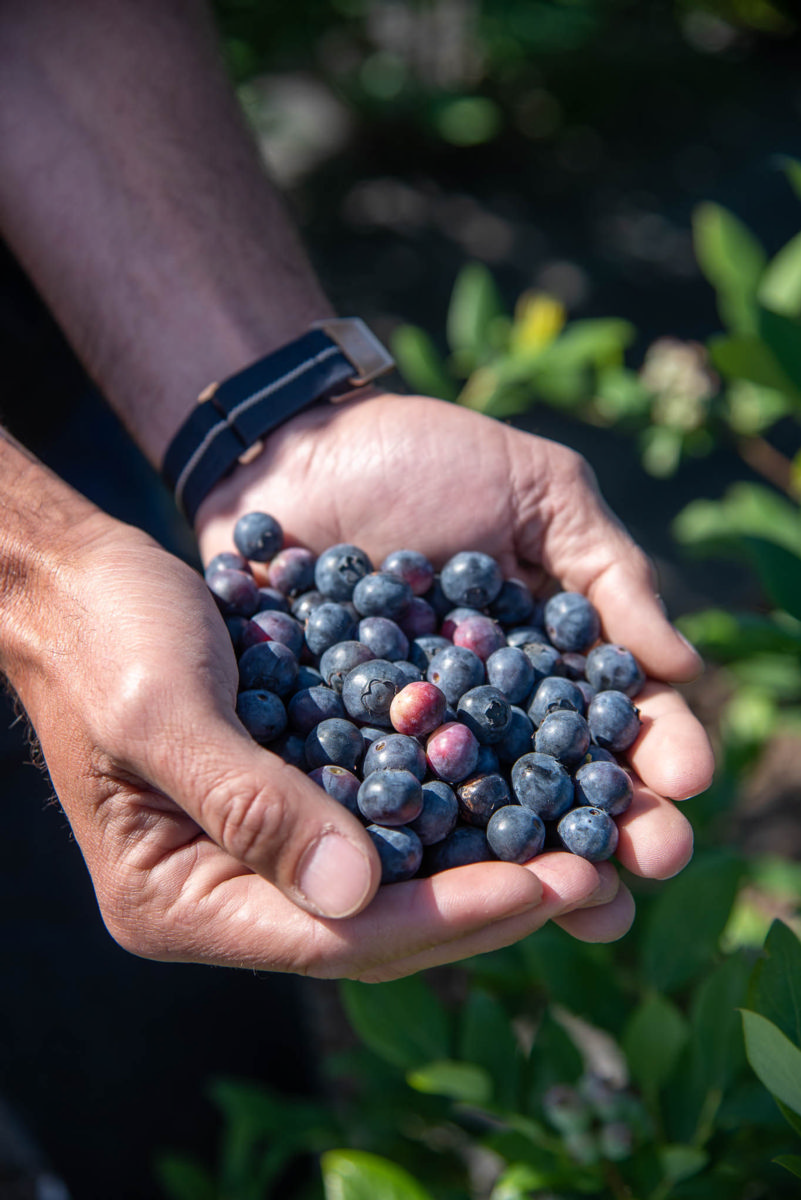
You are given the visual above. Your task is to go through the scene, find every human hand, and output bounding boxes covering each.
[194,392,715,959]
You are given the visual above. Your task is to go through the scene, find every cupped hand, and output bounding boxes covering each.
[194,391,715,953]
[10,513,626,982]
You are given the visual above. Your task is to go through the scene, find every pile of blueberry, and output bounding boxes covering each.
[207,512,645,885]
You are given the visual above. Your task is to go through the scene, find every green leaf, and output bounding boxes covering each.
[640,424,683,477]
[777,1098,801,1140]
[725,380,794,435]
[459,988,522,1109]
[748,920,801,1047]
[773,1155,801,1179]
[321,1149,435,1200]
[693,202,766,332]
[406,1059,492,1105]
[688,952,751,1096]
[339,977,451,1070]
[446,262,504,364]
[758,306,801,392]
[673,481,801,556]
[708,333,800,397]
[658,1144,709,1184]
[739,536,801,621]
[675,609,801,661]
[641,851,744,993]
[534,317,635,369]
[759,230,801,317]
[154,1154,216,1200]
[741,1009,801,1115]
[622,992,689,1093]
[490,1162,556,1199]
[390,325,457,400]
[781,156,801,203]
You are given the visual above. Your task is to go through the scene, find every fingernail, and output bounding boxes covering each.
[297,833,373,919]
[672,625,704,664]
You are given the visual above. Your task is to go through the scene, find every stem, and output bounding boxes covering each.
[737,436,798,499]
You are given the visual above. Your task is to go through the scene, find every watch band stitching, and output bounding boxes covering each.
[173,343,342,513]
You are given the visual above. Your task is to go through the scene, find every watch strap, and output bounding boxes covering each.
[162,321,392,524]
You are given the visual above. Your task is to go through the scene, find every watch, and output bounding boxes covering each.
[161,318,394,524]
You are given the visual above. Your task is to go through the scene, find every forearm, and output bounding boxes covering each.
[0,0,331,468]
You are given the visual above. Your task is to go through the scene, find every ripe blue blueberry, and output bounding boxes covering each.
[304,716,364,772]
[585,644,645,698]
[380,549,435,596]
[488,578,536,627]
[535,709,591,767]
[205,551,251,579]
[308,764,361,814]
[426,644,485,705]
[255,587,291,615]
[208,568,260,618]
[341,659,405,726]
[366,824,424,884]
[494,706,535,764]
[407,780,459,846]
[268,546,316,597]
[544,592,601,653]
[456,685,512,745]
[557,806,619,862]
[319,640,375,692]
[357,616,409,662]
[291,590,326,623]
[352,572,413,620]
[267,731,307,771]
[314,543,373,601]
[423,826,494,873]
[486,645,535,705]
[357,768,423,826]
[486,806,546,863]
[287,685,346,737]
[233,511,283,562]
[393,660,425,686]
[363,733,427,781]
[410,635,451,672]
[521,641,563,684]
[440,551,504,609]
[304,603,357,657]
[248,609,305,658]
[587,690,641,752]
[528,676,585,727]
[506,626,549,649]
[236,690,288,743]
[238,641,298,697]
[574,760,633,817]
[511,752,574,820]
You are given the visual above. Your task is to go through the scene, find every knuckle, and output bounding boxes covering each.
[214,778,293,870]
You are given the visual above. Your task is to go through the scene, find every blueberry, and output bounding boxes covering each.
[291,590,327,623]
[341,659,405,726]
[474,743,501,775]
[292,665,325,693]
[456,685,512,745]
[319,640,375,692]
[287,685,346,737]
[380,549,435,596]
[456,772,512,827]
[423,826,493,873]
[488,578,537,627]
[224,615,251,654]
[511,752,574,820]
[506,626,549,649]
[398,597,439,639]
[352,571,413,621]
[440,551,504,609]
[580,744,617,765]
[304,717,364,772]
[425,721,480,783]
[393,660,425,686]
[409,635,451,672]
[366,824,424,884]
[233,511,283,562]
[521,641,563,683]
[452,615,507,662]
[248,609,305,658]
[364,733,427,781]
[359,725,387,752]
[585,644,645,698]
[205,551,251,579]
[208,568,260,618]
[422,576,453,620]
[528,676,585,727]
[268,546,317,597]
[557,806,619,862]
[544,592,601,653]
[426,645,485,705]
[315,543,374,602]
[308,764,361,815]
[495,706,535,764]
[267,731,307,771]
[486,806,546,863]
[559,652,587,681]
[535,709,591,767]
[587,690,641,753]
[440,606,483,641]
[254,587,291,615]
[238,641,298,697]
[574,760,633,817]
[576,680,597,709]
[407,780,459,846]
[304,603,357,657]
[236,690,287,743]
[389,681,448,738]
[486,645,536,705]
[358,616,409,662]
[357,768,423,826]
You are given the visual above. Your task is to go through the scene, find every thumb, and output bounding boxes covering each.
[146,708,381,919]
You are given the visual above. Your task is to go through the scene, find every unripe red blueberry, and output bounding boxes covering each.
[390,681,448,738]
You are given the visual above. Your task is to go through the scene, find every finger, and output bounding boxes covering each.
[627,681,715,801]
[514,441,702,682]
[121,706,384,921]
[553,883,635,943]
[613,781,694,880]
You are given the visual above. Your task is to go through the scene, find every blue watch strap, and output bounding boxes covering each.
[162,329,357,524]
